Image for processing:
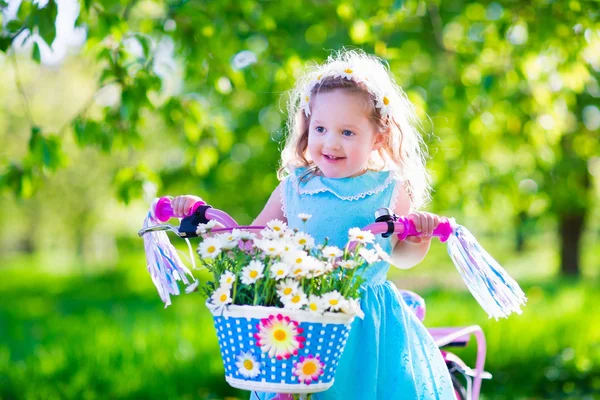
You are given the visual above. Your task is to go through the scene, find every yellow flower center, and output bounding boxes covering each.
[357,235,364,240]
[383,96,390,106]
[243,360,254,370]
[329,299,338,306]
[295,258,302,264]
[302,362,317,375]
[273,329,287,341]
[294,268,302,275]
[273,226,281,231]
[220,294,227,302]
[299,239,306,245]
[305,95,309,102]
[284,288,293,295]
[317,74,322,80]
[208,246,216,253]
[250,271,258,278]
[292,295,301,303]
[277,270,284,275]
[268,247,276,252]
[344,68,353,74]
[310,303,318,311]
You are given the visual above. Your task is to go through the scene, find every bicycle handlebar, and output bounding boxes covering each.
[144,196,454,242]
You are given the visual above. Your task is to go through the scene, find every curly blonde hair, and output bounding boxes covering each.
[278,49,432,210]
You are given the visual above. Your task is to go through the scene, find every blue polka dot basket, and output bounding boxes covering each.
[207,301,355,394]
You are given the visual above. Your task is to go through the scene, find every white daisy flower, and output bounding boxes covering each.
[306,259,326,278]
[298,213,312,222]
[300,88,312,117]
[237,229,256,241]
[270,262,290,280]
[359,247,379,264]
[348,227,375,244]
[375,92,392,120]
[281,289,308,310]
[216,233,238,250]
[279,238,296,255]
[255,238,286,257]
[321,291,346,312]
[241,260,265,285]
[322,245,343,260]
[211,286,232,307]
[219,271,236,288]
[283,250,310,277]
[305,295,326,315]
[235,350,262,378]
[276,278,300,299]
[289,264,309,278]
[259,228,280,240]
[266,219,287,233]
[341,298,365,319]
[338,260,358,270]
[373,243,392,263]
[335,66,355,80]
[198,237,223,259]
[196,219,218,235]
[293,232,315,249]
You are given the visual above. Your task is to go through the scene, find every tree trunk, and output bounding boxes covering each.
[558,211,585,277]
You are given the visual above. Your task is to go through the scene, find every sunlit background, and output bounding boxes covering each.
[1,0,599,399]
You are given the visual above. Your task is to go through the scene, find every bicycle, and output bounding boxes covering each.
[139,198,492,399]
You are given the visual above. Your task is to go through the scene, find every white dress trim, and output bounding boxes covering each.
[280,177,288,218]
[289,171,396,201]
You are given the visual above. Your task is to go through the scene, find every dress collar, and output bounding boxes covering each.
[289,167,395,201]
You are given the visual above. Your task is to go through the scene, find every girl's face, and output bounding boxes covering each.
[307,90,382,178]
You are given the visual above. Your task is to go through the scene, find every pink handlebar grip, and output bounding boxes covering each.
[154,196,207,222]
[396,217,454,243]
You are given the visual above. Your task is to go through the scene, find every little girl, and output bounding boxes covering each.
[173,50,454,399]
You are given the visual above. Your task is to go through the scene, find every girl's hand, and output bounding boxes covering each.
[404,211,441,243]
[171,195,204,218]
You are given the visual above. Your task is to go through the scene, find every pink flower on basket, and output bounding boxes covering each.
[255,314,305,360]
[293,355,325,384]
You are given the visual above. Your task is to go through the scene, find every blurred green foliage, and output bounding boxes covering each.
[1,0,599,275]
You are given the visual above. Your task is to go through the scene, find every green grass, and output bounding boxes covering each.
[1,237,598,400]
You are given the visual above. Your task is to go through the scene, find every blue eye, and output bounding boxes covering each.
[342,130,355,137]
[315,126,325,133]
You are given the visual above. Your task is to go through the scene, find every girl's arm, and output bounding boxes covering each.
[388,183,433,269]
[252,182,287,225]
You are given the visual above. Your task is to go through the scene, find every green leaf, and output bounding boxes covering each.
[73,118,113,152]
[29,127,65,171]
[132,33,152,59]
[6,19,24,33]
[113,165,160,204]
[0,162,35,198]
[32,41,41,62]
[0,36,12,53]
[34,0,58,45]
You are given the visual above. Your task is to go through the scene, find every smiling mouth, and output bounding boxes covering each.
[323,154,345,161]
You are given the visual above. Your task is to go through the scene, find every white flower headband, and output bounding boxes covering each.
[299,64,393,121]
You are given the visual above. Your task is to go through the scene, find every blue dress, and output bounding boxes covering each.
[252,168,454,400]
